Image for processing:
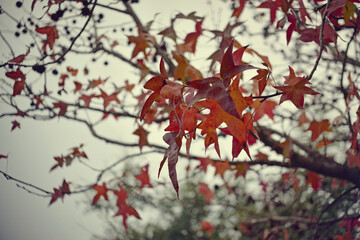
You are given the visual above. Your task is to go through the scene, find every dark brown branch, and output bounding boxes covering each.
[244,212,360,227]
[256,126,360,187]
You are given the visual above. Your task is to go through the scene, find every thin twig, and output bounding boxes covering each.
[308,0,330,81]
[312,185,358,239]
[0,170,52,195]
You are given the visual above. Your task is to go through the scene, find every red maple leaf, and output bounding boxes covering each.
[298,0,312,23]
[307,119,332,141]
[257,0,282,25]
[197,99,246,158]
[253,99,277,122]
[50,156,64,171]
[53,102,68,116]
[6,69,26,82]
[67,67,78,76]
[102,108,118,120]
[251,68,269,95]
[8,48,30,64]
[124,79,135,92]
[98,89,120,109]
[87,77,108,89]
[213,159,231,178]
[79,94,96,107]
[286,12,298,44]
[73,81,82,93]
[299,23,338,49]
[220,40,255,82]
[13,80,25,96]
[33,95,43,108]
[160,79,183,101]
[232,0,247,19]
[113,184,141,232]
[274,78,319,109]
[299,110,310,126]
[195,157,213,173]
[11,120,20,131]
[49,179,70,205]
[128,27,152,59]
[177,20,203,53]
[134,164,153,190]
[306,172,322,191]
[198,182,215,203]
[35,26,59,52]
[133,125,150,151]
[158,131,183,198]
[200,221,214,236]
[114,203,141,233]
[92,183,109,205]
[234,162,250,178]
[140,58,168,120]
[279,138,292,161]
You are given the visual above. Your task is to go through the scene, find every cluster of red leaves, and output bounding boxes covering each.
[5,68,26,96]
[140,38,322,196]
[258,0,360,47]
[90,164,152,231]
[50,145,88,171]
[49,179,70,205]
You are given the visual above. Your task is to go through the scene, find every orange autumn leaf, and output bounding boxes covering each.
[316,137,334,148]
[299,110,310,126]
[307,119,332,141]
[197,99,246,149]
[128,27,153,60]
[253,99,277,122]
[234,162,250,178]
[35,26,59,51]
[67,67,78,76]
[213,159,231,178]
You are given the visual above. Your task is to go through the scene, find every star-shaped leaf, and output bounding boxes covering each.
[198,182,215,203]
[133,125,150,151]
[307,119,332,141]
[135,164,153,189]
[274,79,319,109]
[92,183,109,205]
